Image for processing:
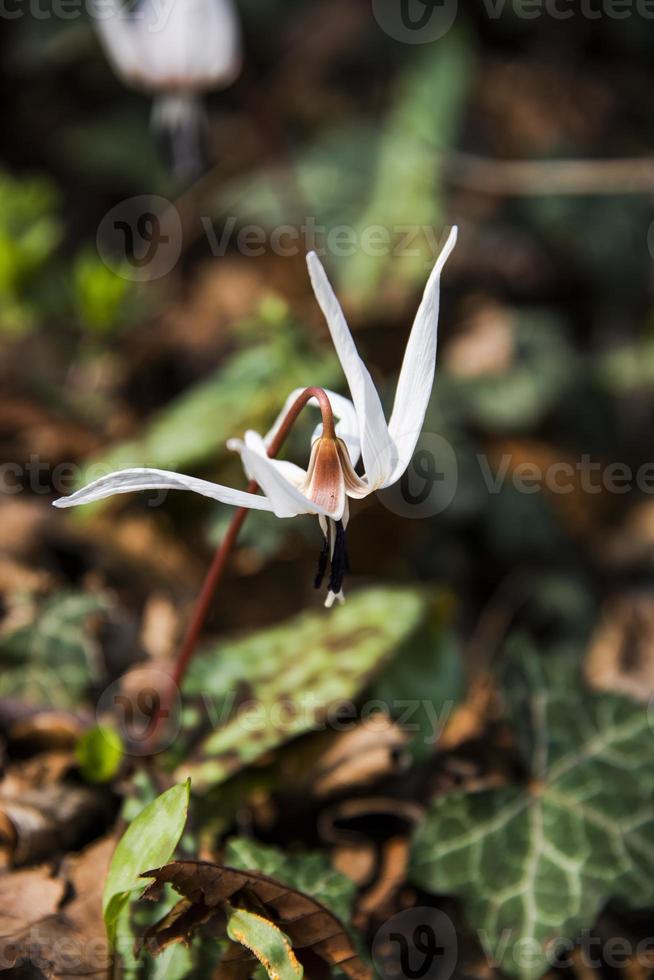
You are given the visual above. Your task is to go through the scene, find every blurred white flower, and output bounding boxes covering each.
[54,228,458,605]
[94,0,241,179]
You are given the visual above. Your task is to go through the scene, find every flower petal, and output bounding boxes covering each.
[384,226,458,488]
[94,0,141,83]
[52,468,274,511]
[229,437,338,519]
[141,0,240,89]
[306,253,394,487]
[95,0,241,91]
[239,430,308,488]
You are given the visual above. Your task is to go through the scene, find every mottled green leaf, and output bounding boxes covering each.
[103,780,190,946]
[176,587,427,790]
[226,907,303,980]
[409,642,654,980]
[76,725,123,783]
[225,838,356,924]
[368,594,463,758]
[0,591,106,708]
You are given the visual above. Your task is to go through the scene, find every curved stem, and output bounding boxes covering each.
[148,387,335,751]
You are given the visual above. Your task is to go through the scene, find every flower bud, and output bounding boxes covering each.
[94,0,242,179]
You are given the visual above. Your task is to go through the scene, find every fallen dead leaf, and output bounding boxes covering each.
[138,860,372,979]
[356,837,409,925]
[310,716,409,798]
[0,865,66,967]
[0,836,113,979]
[585,593,654,702]
[0,755,113,867]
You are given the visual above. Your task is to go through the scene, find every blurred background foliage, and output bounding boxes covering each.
[2,1,654,978]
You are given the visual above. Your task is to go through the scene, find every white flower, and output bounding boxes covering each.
[95,0,241,94]
[54,227,457,604]
[93,0,241,179]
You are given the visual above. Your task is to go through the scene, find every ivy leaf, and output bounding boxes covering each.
[0,591,106,709]
[224,838,356,924]
[409,641,654,980]
[103,780,190,946]
[176,587,427,790]
[226,907,303,980]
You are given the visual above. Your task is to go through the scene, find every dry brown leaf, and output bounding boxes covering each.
[0,836,112,978]
[443,301,514,378]
[318,798,424,847]
[8,713,84,753]
[0,865,65,935]
[0,398,99,465]
[585,594,654,702]
[332,844,376,888]
[0,755,112,867]
[310,716,408,798]
[139,594,179,662]
[439,672,496,749]
[601,500,654,568]
[91,514,201,591]
[356,837,409,924]
[138,860,372,980]
[0,499,49,562]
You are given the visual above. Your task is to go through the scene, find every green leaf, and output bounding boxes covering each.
[409,642,654,980]
[341,31,472,301]
[225,838,356,924]
[176,587,427,790]
[103,780,190,946]
[0,591,106,708]
[595,335,654,393]
[72,249,134,336]
[226,906,303,980]
[0,169,62,335]
[76,725,123,783]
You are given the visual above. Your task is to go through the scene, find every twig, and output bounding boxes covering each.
[444,152,654,196]
[148,387,335,751]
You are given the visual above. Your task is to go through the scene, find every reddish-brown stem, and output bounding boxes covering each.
[148,387,335,751]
